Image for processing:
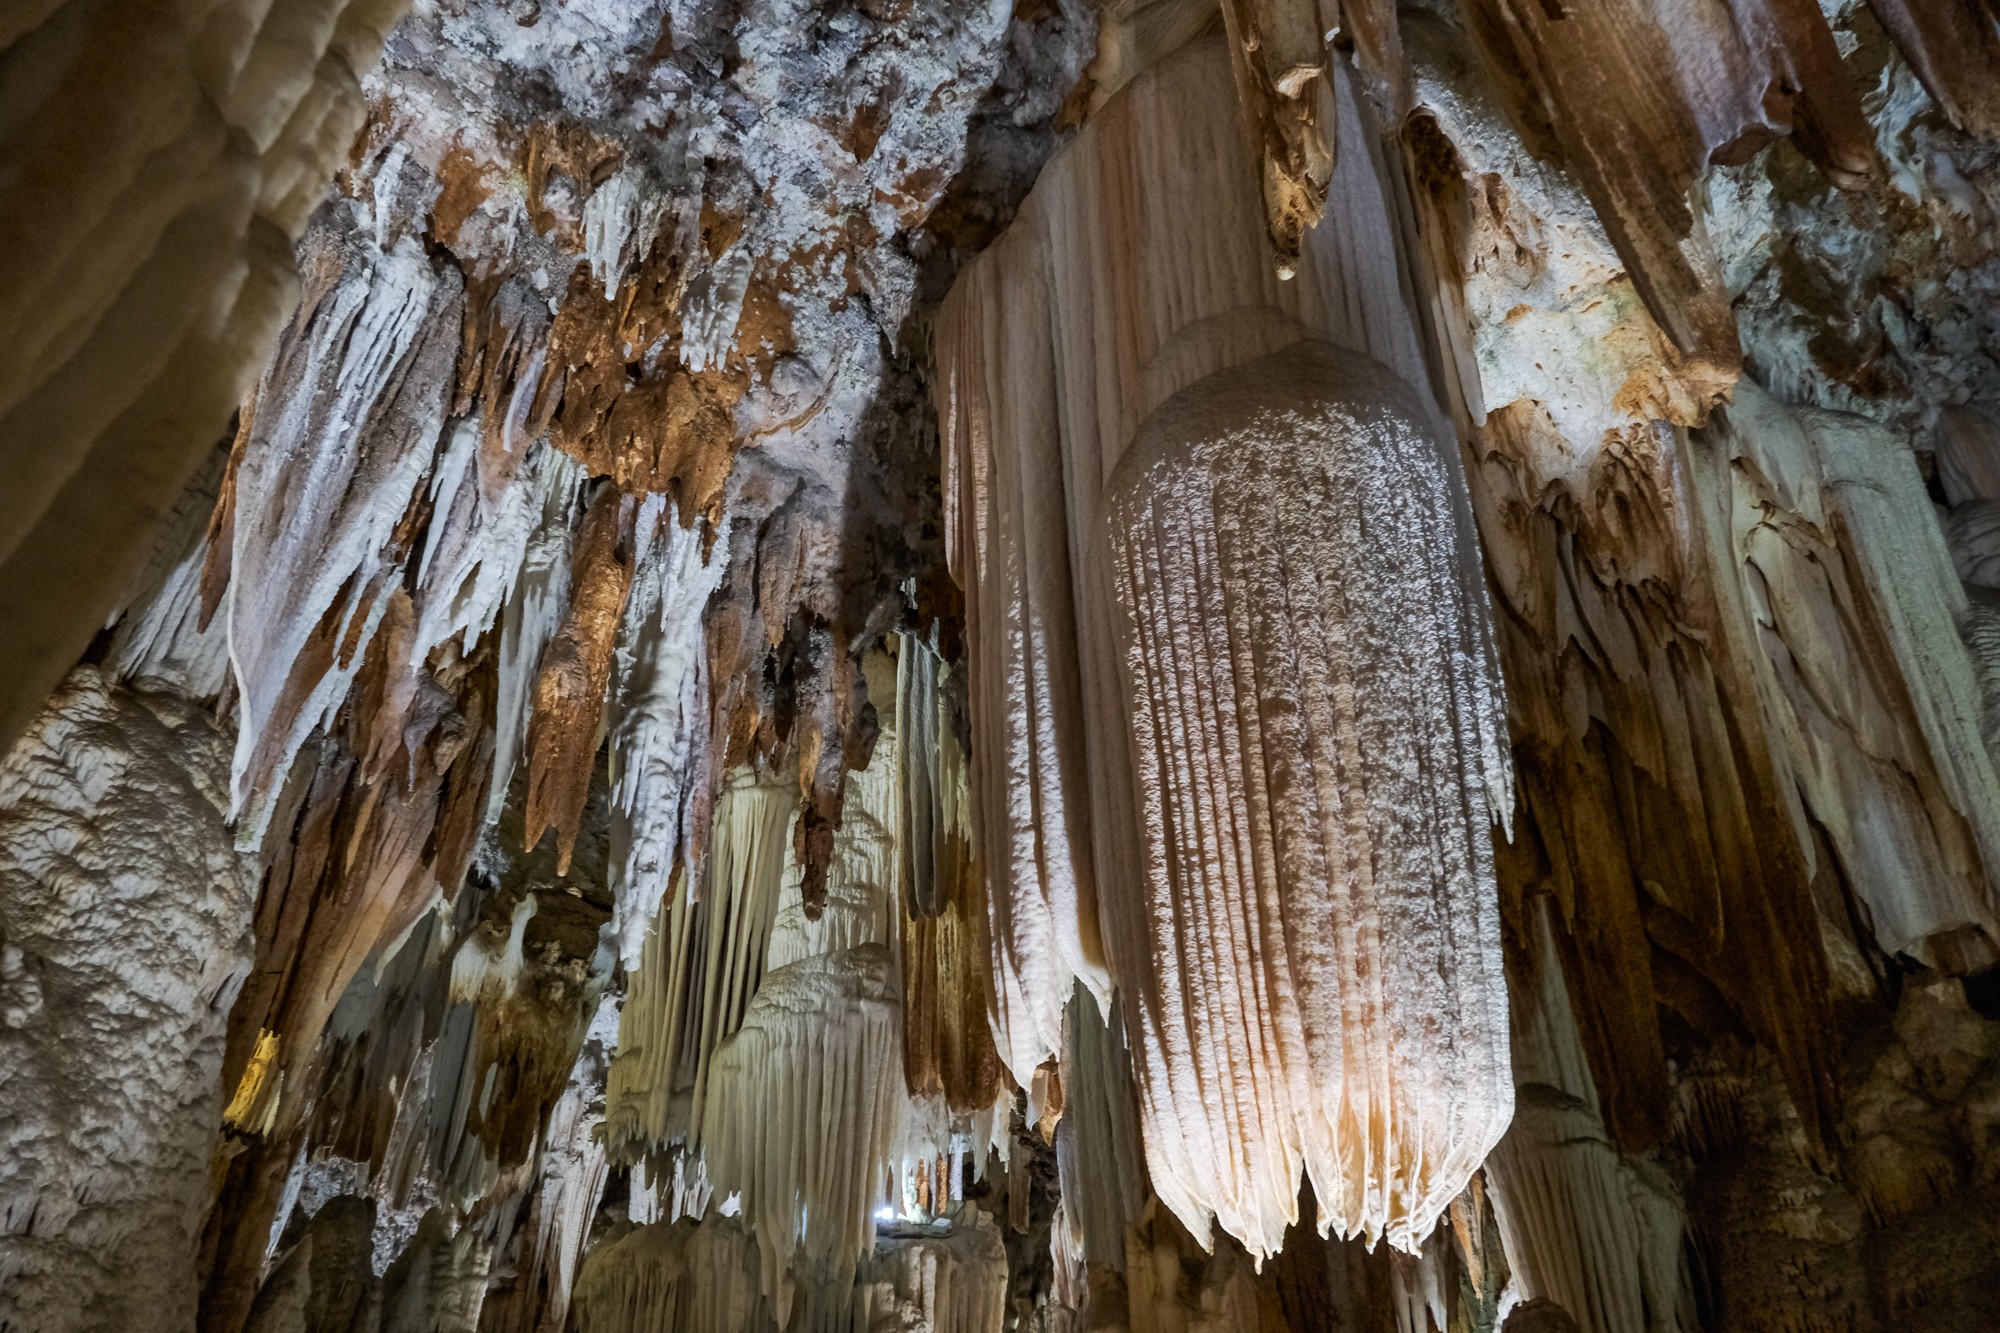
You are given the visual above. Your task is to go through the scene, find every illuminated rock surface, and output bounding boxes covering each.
[6,0,2000,1330]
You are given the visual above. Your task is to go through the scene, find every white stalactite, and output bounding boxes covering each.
[938,35,1512,1259]
[488,450,586,827]
[610,511,732,967]
[584,166,672,300]
[701,944,908,1326]
[226,230,461,843]
[768,655,902,970]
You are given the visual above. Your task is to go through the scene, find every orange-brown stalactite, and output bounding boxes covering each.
[524,484,640,874]
[1339,0,1409,118]
[1729,0,1877,189]
[1461,0,1738,373]
[900,865,1005,1113]
[1468,401,1842,1152]
[536,250,765,524]
[455,273,554,480]
[1865,0,2000,139]
[1218,0,1335,274]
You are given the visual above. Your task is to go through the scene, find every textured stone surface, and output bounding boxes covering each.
[0,669,256,1331]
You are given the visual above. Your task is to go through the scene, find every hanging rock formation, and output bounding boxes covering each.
[0,0,410,749]
[5,0,2000,1330]
[940,36,1513,1258]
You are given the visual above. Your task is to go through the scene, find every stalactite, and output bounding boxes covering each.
[1691,383,2000,968]
[602,766,795,1164]
[0,0,410,749]
[217,223,465,844]
[768,656,901,969]
[700,944,908,1324]
[609,512,730,967]
[1053,990,1146,1273]
[1401,11,1858,1153]
[1101,334,1513,1255]
[106,445,236,702]
[488,454,588,830]
[14,0,2000,1327]
[895,639,1007,1113]
[895,634,969,922]
[522,483,640,873]
[1452,0,1888,380]
[1863,0,2000,138]
[940,35,1511,1259]
[1484,903,1693,1333]
[1215,0,1333,274]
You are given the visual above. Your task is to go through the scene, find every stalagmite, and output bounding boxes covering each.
[940,35,1512,1257]
[572,1217,774,1333]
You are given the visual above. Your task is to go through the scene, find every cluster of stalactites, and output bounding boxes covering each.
[595,646,1010,1330]
[603,766,796,1164]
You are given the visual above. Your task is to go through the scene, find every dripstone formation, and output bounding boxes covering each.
[5,1,2000,1331]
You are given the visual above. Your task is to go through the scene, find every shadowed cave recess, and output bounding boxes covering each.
[6,0,2000,1330]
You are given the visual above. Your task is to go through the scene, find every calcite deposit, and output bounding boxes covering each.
[5,0,2000,1330]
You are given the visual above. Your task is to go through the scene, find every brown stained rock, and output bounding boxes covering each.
[429,141,494,249]
[1866,0,2000,139]
[522,120,625,247]
[1462,0,1740,375]
[523,484,639,873]
[1217,0,1334,276]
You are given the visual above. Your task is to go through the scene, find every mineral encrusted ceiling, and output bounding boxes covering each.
[4,0,2000,1331]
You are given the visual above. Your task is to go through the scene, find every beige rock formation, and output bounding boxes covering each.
[4,0,2000,1329]
[0,0,409,751]
[941,35,1513,1259]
